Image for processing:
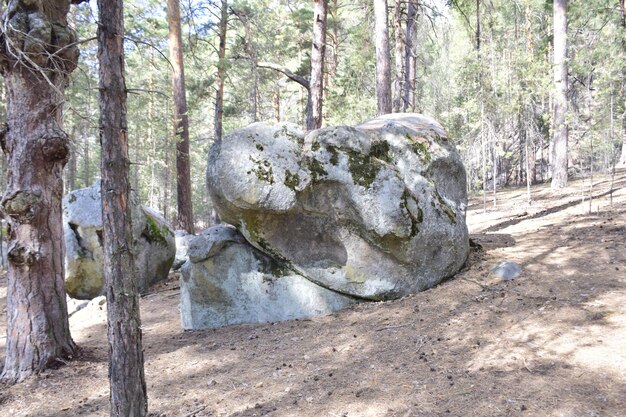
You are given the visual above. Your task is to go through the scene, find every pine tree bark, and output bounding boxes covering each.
[619,0,626,166]
[551,0,569,189]
[307,0,327,130]
[234,8,260,121]
[374,0,392,115]
[402,0,417,112]
[167,0,194,233]
[214,0,228,145]
[0,0,80,383]
[83,128,91,187]
[97,0,148,415]
[392,0,404,113]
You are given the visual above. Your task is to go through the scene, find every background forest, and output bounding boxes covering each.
[3,0,624,229]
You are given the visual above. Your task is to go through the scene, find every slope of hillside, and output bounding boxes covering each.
[1,170,625,417]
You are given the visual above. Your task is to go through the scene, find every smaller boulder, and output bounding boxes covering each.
[180,225,358,329]
[63,182,176,299]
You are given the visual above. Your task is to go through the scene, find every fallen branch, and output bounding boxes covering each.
[183,405,207,417]
[376,323,413,331]
[415,336,426,353]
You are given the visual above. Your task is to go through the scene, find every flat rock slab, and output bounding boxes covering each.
[207,113,470,300]
[180,226,357,329]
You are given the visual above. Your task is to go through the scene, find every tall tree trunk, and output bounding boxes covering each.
[97,0,148,415]
[147,75,156,207]
[410,44,417,111]
[308,0,327,130]
[67,125,77,191]
[476,0,481,50]
[0,0,79,383]
[374,0,392,115]
[235,9,260,122]
[621,107,626,166]
[327,0,340,86]
[402,0,417,112]
[215,0,228,144]
[392,0,404,112]
[274,81,281,122]
[619,0,626,166]
[164,104,172,222]
[167,0,194,233]
[83,127,91,187]
[551,0,569,189]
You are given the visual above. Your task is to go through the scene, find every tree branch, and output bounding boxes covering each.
[257,61,309,89]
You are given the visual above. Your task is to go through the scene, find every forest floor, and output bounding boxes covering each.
[1,169,625,417]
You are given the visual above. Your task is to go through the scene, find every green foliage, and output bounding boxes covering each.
[53,0,624,230]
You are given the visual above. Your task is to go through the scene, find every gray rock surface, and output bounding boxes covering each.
[180,225,357,329]
[173,230,194,270]
[207,113,469,300]
[63,182,176,299]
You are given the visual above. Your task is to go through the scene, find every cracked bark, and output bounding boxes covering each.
[0,0,79,383]
[97,0,148,414]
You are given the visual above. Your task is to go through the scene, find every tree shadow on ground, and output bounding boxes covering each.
[1,173,625,417]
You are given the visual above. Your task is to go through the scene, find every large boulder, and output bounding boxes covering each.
[180,225,357,329]
[63,182,176,299]
[207,113,469,300]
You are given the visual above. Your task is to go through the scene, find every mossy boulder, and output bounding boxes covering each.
[207,113,469,301]
[63,182,176,299]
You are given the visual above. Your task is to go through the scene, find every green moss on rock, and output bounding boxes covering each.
[306,157,328,182]
[347,149,381,188]
[370,141,393,163]
[145,214,169,246]
[248,156,275,184]
[405,135,432,163]
[284,170,300,190]
[411,142,431,163]
[273,125,304,145]
[327,145,340,165]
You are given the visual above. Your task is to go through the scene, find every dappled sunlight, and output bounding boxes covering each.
[1,170,625,416]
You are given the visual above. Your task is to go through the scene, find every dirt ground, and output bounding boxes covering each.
[1,169,625,417]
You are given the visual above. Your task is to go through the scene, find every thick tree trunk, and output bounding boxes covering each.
[215,0,228,145]
[97,0,148,415]
[0,0,79,384]
[392,0,404,113]
[402,0,417,112]
[374,0,392,115]
[167,0,194,233]
[308,0,327,130]
[551,0,569,189]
